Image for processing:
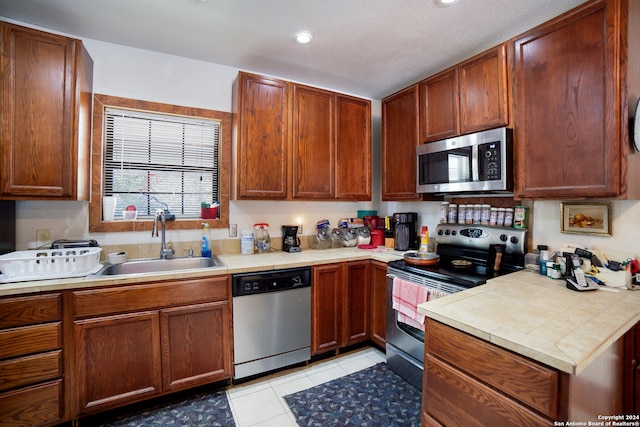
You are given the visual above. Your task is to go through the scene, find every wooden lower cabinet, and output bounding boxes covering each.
[311,261,371,355]
[75,311,162,413]
[73,276,232,416]
[0,293,63,427]
[370,260,387,348]
[424,319,628,426]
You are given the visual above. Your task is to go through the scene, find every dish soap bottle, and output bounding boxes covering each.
[201,223,211,258]
[418,226,429,255]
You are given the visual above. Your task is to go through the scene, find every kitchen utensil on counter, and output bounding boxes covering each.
[370,229,384,246]
[393,212,418,251]
[282,225,301,253]
[403,251,440,266]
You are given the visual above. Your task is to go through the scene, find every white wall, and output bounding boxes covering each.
[12,36,640,259]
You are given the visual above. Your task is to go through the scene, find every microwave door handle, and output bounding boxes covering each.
[471,145,480,181]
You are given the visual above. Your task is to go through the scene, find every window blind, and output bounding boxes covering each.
[104,107,220,218]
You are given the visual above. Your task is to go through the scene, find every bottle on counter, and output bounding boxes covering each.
[496,207,506,226]
[201,223,211,258]
[481,204,491,225]
[489,207,498,225]
[418,226,429,255]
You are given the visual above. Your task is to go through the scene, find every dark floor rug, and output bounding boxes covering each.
[90,389,235,427]
[284,363,421,427]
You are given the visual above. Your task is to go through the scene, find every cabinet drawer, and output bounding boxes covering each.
[425,355,552,427]
[0,293,61,328]
[0,350,61,392]
[0,323,61,360]
[0,379,63,426]
[73,276,230,318]
[427,320,559,418]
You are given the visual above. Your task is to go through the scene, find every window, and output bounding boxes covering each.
[89,94,230,233]
[104,107,219,219]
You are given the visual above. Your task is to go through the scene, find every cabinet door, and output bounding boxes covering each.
[342,261,370,346]
[335,95,371,200]
[0,23,91,200]
[420,68,459,142]
[459,44,509,134]
[514,0,622,198]
[75,311,161,414]
[161,301,232,392]
[234,73,289,199]
[381,85,421,201]
[292,85,335,199]
[370,261,387,348]
[312,263,343,354]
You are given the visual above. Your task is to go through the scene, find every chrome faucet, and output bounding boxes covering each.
[152,209,175,259]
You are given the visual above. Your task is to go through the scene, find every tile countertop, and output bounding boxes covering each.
[418,269,640,376]
[0,247,403,297]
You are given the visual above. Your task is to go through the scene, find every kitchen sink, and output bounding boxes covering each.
[95,255,226,276]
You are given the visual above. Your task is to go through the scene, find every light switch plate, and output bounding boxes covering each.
[229,224,237,237]
[36,229,51,248]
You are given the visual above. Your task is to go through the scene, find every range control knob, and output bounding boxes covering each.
[510,236,519,244]
[500,234,508,242]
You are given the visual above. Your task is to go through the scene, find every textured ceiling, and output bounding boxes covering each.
[0,0,587,99]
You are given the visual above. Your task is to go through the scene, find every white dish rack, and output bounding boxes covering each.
[0,247,102,283]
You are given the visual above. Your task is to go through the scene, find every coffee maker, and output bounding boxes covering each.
[392,212,418,251]
[282,225,301,253]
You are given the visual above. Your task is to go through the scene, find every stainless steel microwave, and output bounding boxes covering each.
[416,127,513,194]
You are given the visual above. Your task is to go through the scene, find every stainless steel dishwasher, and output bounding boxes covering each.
[232,267,311,380]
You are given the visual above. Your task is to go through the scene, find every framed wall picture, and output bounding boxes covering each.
[560,202,611,236]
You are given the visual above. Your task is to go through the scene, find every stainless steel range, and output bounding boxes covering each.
[386,223,528,390]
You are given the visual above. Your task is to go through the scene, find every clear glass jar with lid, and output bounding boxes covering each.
[472,204,482,224]
[481,204,491,225]
[504,207,514,227]
[439,202,449,224]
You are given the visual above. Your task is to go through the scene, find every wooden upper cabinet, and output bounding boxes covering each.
[419,44,509,143]
[513,0,637,199]
[459,44,509,134]
[233,72,372,200]
[382,85,421,201]
[292,85,335,199]
[420,68,459,142]
[0,22,93,200]
[232,72,290,199]
[335,94,371,200]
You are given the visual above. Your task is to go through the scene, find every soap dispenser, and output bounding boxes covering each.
[201,223,211,258]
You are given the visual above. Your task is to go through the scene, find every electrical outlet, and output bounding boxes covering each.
[229,224,237,237]
[36,229,51,248]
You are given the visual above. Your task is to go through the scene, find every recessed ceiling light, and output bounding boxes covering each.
[435,0,459,6]
[293,31,314,44]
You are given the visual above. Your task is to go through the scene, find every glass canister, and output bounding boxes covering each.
[331,228,344,248]
[457,204,467,224]
[447,204,458,224]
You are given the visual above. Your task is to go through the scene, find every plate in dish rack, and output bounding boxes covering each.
[403,251,440,266]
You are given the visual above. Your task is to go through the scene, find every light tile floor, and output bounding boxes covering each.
[226,346,386,427]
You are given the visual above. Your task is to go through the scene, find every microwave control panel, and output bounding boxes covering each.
[478,142,501,180]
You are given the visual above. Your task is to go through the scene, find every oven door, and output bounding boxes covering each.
[385,273,426,390]
[386,273,425,362]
